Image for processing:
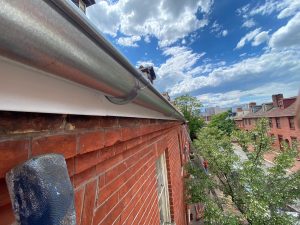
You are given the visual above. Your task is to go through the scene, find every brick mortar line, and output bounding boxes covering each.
[91,178,99,225]
[138,181,161,225]
[134,185,158,225]
[99,144,154,188]
[95,153,155,210]
[78,186,86,225]
[120,172,157,225]
[97,129,171,185]
[130,179,158,225]
[97,161,156,224]
[73,141,154,190]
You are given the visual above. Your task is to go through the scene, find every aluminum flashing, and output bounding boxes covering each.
[0,0,185,121]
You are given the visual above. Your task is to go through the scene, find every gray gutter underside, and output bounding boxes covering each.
[0,0,185,122]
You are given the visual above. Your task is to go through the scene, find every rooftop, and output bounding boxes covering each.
[236,95,298,119]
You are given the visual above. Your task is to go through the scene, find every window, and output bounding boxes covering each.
[245,119,247,125]
[249,119,251,125]
[156,153,171,224]
[289,117,295,130]
[291,137,297,144]
[270,134,275,144]
[269,118,273,128]
[278,100,283,108]
[177,134,183,166]
[276,118,281,128]
[278,135,283,150]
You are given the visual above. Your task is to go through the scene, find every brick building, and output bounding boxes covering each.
[234,94,300,151]
[0,1,190,225]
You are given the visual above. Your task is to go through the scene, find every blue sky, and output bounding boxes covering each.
[86,0,300,107]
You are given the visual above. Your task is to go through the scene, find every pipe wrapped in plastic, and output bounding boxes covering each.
[5,154,76,225]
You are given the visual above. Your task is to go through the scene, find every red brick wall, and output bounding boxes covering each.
[239,117,300,151]
[268,117,300,151]
[0,112,189,225]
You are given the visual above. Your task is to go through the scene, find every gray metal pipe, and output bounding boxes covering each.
[0,0,185,121]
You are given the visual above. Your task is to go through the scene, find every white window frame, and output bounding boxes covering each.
[156,153,171,225]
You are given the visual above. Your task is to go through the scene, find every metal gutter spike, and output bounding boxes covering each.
[0,0,186,122]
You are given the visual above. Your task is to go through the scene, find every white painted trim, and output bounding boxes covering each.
[0,56,176,120]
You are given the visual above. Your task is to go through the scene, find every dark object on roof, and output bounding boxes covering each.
[139,66,156,84]
[82,0,96,7]
[162,92,171,101]
[71,0,96,8]
[6,154,76,225]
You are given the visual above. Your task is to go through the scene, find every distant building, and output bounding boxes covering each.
[234,107,249,128]
[234,94,300,151]
[202,106,230,122]
[71,0,95,13]
[139,65,156,84]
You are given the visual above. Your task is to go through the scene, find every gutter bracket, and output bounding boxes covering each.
[105,79,144,105]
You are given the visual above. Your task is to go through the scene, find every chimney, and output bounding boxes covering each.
[236,107,243,112]
[272,94,283,107]
[249,102,256,112]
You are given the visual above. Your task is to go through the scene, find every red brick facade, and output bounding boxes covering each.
[241,117,300,150]
[234,95,299,152]
[0,112,190,225]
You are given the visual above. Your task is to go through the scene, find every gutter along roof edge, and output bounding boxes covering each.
[0,0,185,122]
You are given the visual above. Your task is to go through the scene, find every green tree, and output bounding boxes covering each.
[208,111,236,136]
[174,94,205,140]
[187,118,300,225]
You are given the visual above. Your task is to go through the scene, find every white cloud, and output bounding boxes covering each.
[136,60,154,68]
[236,4,250,18]
[117,35,141,47]
[269,12,300,49]
[153,46,205,91]
[87,0,213,47]
[162,49,300,96]
[236,28,262,49]
[236,29,269,49]
[211,21,222,32]
[252,31,269,46]
[278,1,300,19]
[222,30,228,37]
[197,82,299,107]
[238,0,300,20]
[144,35,151,43]
[86,1,121,36]
[249,0,284,16]
[242,19,256,28]
[210,21,228,37]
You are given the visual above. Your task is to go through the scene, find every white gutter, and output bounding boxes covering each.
[0,0,185,121]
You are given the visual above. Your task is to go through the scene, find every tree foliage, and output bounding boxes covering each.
[174,94,205,140]
[208,111,236,136]
[187,118,300,225]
